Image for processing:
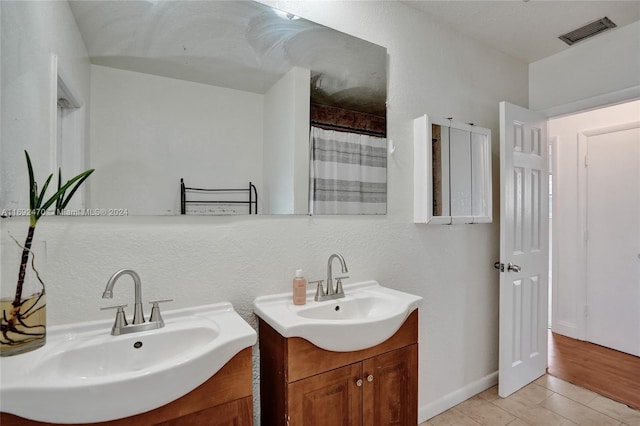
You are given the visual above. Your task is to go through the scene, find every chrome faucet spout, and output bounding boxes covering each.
[313,254,349,302]
[103,269,145,325]
[326,253,348,295]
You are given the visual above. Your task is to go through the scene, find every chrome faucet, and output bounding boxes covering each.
[103,269,145,324]
[313,253,349,302]
[101,269,172,335]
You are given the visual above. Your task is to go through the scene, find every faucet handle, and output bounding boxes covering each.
[149,299,173,325]
[100,304,128,311]
[101,304,128,330]
[149,298,173,305]
[308,280,325,301]
[335,276,349,294]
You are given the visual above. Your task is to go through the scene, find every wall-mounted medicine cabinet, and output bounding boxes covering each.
[414,114,492,224]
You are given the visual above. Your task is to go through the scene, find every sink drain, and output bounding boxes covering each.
[335,306,340,312]
[133,341,143,349]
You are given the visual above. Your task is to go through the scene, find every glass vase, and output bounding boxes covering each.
[1,239,47,356]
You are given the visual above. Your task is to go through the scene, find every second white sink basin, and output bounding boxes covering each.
[253,280,422,352]
[0,302,256,424]
[295,295,394,321]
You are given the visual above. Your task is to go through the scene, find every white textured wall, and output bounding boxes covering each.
[1,1,530,423]
[530,21,640,112]
[548,100,640,340]
[262,66,310,214]
[89,65,264,215]
[0,0,91,211]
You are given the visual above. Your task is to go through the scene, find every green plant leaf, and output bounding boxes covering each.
[35,173,54,211]
[56,170,94,212]
[55,169,65,214]
[24,150,94,223]
[25,151,36,211]
[39,169,95,214]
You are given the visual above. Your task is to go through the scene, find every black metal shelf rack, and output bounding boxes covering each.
[180,179,257,215]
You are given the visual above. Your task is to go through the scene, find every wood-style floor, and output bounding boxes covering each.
[547,331,640,410]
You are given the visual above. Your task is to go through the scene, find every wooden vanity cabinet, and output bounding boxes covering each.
[0,348,253,426]
[259,310,418,426]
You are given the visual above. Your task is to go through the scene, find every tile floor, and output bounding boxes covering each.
[421,374,640,426]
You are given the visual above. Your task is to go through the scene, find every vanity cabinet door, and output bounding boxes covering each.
[362,344,418,426]
[287,363,363,426]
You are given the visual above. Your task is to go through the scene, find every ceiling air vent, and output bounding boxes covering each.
[559,17,617,46]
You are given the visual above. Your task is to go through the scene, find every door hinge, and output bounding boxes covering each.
[584,305,589,317]
[584,229,589,243]
[584,155,588,168]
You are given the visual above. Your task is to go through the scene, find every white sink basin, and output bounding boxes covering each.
[295,296,393,320]
[253,280,422,352]
[0,302,256,424]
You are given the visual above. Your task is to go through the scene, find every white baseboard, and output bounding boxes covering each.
[552,321,579,340]
[418,371,498,423]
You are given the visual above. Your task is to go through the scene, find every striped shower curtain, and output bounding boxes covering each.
[309,126,387,214]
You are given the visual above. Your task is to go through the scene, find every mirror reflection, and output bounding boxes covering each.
[76,0,389,215]
[2,0,387,216]
[430,118,492,224]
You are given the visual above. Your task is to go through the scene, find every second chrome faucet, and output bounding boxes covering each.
[311,253,349,302]
[102,269,172,335]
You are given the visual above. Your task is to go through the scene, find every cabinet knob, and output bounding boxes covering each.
[355,378,363,387]
[367,374,374,382]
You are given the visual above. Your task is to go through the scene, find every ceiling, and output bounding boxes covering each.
[68,0,387,114]
[401,1,640,63]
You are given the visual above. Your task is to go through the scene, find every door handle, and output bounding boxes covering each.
[494,262,504,272]
[507,263,521,273]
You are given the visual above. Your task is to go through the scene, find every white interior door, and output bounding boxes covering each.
[498,102,549,398]
[584,124,640,356]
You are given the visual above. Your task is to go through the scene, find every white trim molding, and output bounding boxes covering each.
[418,371,498,423]
[540,85,640,119]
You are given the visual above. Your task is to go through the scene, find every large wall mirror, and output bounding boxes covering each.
[413,115,492,225]
[1,0,387,216]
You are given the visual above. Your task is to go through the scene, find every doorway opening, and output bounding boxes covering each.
[547,99,639,354]
[544,99,640,408]
[54,69,86,213]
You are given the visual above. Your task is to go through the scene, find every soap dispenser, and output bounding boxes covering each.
[292,269,307,305]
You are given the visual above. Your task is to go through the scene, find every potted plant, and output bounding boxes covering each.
[0,151,94,356]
